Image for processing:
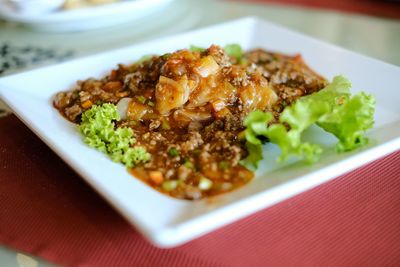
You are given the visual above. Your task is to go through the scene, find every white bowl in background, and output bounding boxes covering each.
[4,0,64,15]
[0,0,175,31]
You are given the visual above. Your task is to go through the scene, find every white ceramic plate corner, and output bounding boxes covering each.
[1,17,399,247]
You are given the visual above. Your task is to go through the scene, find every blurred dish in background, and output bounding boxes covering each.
[4,0,65,15]
[63,0,121,10]
[0,0,175,31]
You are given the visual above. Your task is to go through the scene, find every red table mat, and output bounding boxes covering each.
[0,114,400,266]
[237,0,400,19]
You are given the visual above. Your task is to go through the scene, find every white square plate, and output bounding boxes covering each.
[1,17,399,247]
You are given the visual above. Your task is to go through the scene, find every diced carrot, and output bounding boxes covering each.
[103,81,122,91]
[81,100,93,109]
[108,70,118,81]
[295,89,303,96]
[115,91,129,98]
[293,54,303,63]
[148,171,164,185]
[109,70,118,81]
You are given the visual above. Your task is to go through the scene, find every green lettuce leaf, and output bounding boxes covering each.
[264,124,323,163]
[317,92,375,152]
[189,44,245,63]
[239,111,270,170]
[189,45,205,52]
[241,76,375,169]
[243,110,273,144]
[240,142,264,171]
[224,44,243,61]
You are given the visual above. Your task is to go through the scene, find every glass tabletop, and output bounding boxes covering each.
[0,0,399,265]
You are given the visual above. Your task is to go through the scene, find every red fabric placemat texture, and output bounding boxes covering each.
[0,114,399,266]
[236,0,400,19]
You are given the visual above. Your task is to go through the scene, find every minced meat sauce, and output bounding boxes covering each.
[53,45,326,200]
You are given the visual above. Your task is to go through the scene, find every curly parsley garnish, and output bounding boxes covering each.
[79,103,150,167]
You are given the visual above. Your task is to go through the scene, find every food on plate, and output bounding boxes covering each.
[53,44,375,200]
[63,0,119,9]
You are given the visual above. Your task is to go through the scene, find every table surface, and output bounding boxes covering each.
[0,0,399,265]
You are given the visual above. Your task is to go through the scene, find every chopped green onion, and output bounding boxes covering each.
[218,161,230,170]
[192,149,201,156]
[168,147,179,157]
[136,95,146,104]
[161,120,170,130]
[183,157,194,169]
[162,53,172,60]
[162,180,178,191]
[128,120,137,126]
[198,177,213,190]
[148,101,155,107]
